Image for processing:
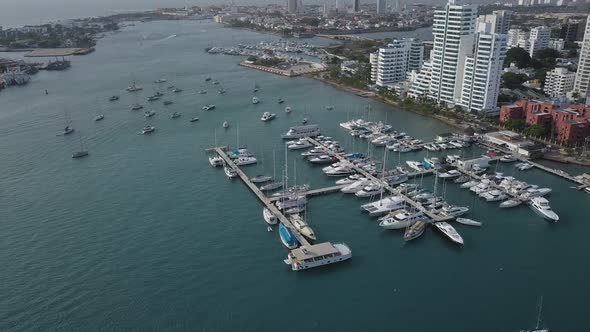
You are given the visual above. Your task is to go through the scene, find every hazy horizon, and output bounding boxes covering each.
[1,0,503,28]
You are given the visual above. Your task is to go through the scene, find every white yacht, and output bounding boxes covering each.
[355,183,384,197]
[284,242,351,271]
[480,190,507,202]
[276,195,307,210]
[263,207,278,225]
[290,214,316,240]
[209,155,223,167]
[499,199,522,208]
[308,155,336,164]
[406,160,427,172]
[261,112,276,122]
[516,162,534,171]
[460,180,479,189]
[433,222,464,245]
[341,179,371,194]
[142,125,156,135]
[455,218,482,227]
[281,125,320,139]
[378,210,424,229]
[335,174,364,185]
[500,154,517,162]
[437,169,462,179]
[438,205,469,218]
[529,197,559,222]
[325,165,355,177]
[361,196,406,216]
[224,165,237,178]
[287,141,313,150]
[251,175,273,183]
[234,156,257,166]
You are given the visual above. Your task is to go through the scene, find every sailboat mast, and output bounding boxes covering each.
[379,147,387,205]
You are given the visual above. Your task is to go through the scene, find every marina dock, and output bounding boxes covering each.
[213,147,311,247]
[304,137,454,223]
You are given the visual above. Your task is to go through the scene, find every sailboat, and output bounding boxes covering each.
[58,110,75,136]
[72,131,89,159]
[520,296,549,332]
[260,150,282,191]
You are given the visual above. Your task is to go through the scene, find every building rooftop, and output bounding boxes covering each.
[291,242,339,260]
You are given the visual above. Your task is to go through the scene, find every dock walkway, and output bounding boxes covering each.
[304,138,453,222]
[214,147,311,247]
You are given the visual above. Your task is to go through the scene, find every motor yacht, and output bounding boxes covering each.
[209,155,223,167]
[437,169,462,179]
[261,112,276,122]
[480,190,507,202]
[144,110,155,118]
[455,218,482,227]
[529,197,559,222]
[308,155,336,164]
[378,209,424,229]
[325,165,355,177]
[234,156,257,166]
[460,180,479,189]
[251,175,273,183]
[287,141,313,150]
[335,174,364,185]
[355,183,384,197]
[341,180,371,194]
[263,207,278,225]
[439,205,469,218]
[290,214,316,241]
[361,196,406,216]
[94,115,105,121]
[281,125,320,139]
[224,165,237,178]
[260,181,283,191]
[202,104,216,111]
[142,125,155,134]
[499,199,522,208]
[500,154,517,162]
[190,117,199,122]
[433,222,464,245]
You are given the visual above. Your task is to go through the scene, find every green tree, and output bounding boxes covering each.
[532,48,560,69]
[502,72,529,89]
[504,119,526,131]
[504,47,531,68]
[525,124,548,137]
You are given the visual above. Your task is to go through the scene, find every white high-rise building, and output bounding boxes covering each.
[459,21,507,114]
[545,67,576,97]
[477,10,512,34]
[573,16,590,98]
[370,52,379,83]
[287,0,298,14]
[429,1,478,105]
[377,0,387,15]
[374,38,424,87]
[408,61,433,98]
[528,26,551,57]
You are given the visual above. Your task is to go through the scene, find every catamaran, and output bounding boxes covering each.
[361,196,406,216]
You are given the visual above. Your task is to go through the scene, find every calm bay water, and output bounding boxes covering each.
[1,21,590,331]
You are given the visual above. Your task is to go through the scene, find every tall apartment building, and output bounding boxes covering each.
[528,26,551,57]
[477,10,511,34]
[377,0,387,15]
[370,52,379,83]
[407,61,433,98]
[459,21,507,113]
[560,21,580,42]
[287,0,298,14]
[544,68,576,97]
[507,29,529,49]
[374,38,424,87]
[429,1,478,105]
[353,0,360,12]
[574,16,590,99]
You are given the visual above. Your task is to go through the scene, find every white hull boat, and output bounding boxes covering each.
[361,196,405,216]
[434,222,464,245]
[455,218,482,227]
[263,207,278,225]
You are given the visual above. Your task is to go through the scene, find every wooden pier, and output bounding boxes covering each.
[268,184,347,202]
[213,147,311,247]
[304,138,454,223]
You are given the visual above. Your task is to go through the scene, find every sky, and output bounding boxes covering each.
[0,0,498,28]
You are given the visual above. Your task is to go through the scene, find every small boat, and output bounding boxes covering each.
[308,155,336,165]
[460,180,479,189]
[93,114,105,122]
[222,121,229,129]
[453,175,470,184]
[480,190,507,202]
[499,199,522,208]
[279,223,299,249]
[455,218,482,227]
[147,95,160,102]
[438,205,469,218]
[278,98,285,104]
[209,155,223,167]
[252,96,260,104]
[285,206,305,215]
[171,112,181,119]
[144,110,156,118]
[72,151,89,159]
[218,88,226,94]
[267,226,273,232]
[61,126,75,135]
[224,165,238,178]
[142,125,156,134]
[126,83,143,92]
[263,207,278,225]
[260,181,283,191]
[516,162,534,171]
[172,87,183,93]
[335,174,364,185]
[355,183,383,198]
[202,104,215,111]
[213,81,220,85]
[198,90,207,94]
[290,214,316,241]
[379,209,424,229]
[190,117,199,122]
[234,156,258,166]
[261,112,276,122]
[325,105,334,110]
[437,169,462,179]
[287,141,313,150]
[285,106,292,113]
[163,100,173,106]
[404,220,426,241]
[251,175,273,183]
[130,103,143,111]
[302,118,308,124]
[109,95,119,101]
[529,197,559,222]
[433,221,464,245]
[500,154,517,162]
[205,77,212,82]
[154,78,167,83]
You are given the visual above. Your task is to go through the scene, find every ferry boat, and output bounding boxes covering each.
[263,207,278,225]
[433,222,464,245]
[284,242,351,271]
[281,125,320,139]
[529,197,559,222]
[279,223,299,249]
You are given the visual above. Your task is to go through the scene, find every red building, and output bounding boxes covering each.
[499,100,590,145]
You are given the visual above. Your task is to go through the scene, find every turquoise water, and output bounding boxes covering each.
[1,21,590,331]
